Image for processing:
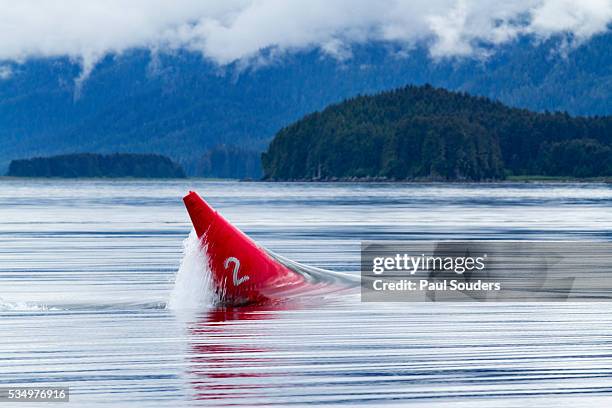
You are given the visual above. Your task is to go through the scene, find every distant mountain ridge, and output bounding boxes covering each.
[262,84,612,181]
[0,32,610,177]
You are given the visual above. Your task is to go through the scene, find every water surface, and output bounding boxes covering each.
[1,179,611,407]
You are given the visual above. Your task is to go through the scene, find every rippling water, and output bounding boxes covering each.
[1,179,611,407]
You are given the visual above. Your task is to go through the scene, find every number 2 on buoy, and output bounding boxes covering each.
[224,256,250,286]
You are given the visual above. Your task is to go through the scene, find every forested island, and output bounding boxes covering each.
[262,85,612,181]
[6,153,186,178]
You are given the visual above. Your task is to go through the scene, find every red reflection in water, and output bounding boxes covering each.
[185,301,299,401]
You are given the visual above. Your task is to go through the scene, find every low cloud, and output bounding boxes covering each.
[0,65,12,80]
[0,0,610,74]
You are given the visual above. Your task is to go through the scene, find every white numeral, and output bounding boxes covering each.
[224,256,250,286]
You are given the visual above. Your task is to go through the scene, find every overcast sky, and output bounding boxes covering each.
[0,0,610,76]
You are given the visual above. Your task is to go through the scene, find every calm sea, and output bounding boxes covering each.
[1,179,611,407]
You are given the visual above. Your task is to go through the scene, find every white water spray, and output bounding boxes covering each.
[0,298,53,311]
[167,230,215,310]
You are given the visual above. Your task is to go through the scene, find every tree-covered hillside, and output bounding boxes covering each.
[7,153,186,178]
[196,145,263,180]
[0,32,610,178]
[262,85,612,181]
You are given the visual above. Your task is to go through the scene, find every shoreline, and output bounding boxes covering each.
[0,175,609,184]
[259,175,612,184]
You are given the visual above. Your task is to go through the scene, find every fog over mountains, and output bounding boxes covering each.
[0,1,610,176]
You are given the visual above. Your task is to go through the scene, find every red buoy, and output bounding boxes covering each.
[183,191,308,305]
